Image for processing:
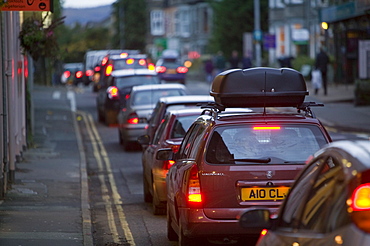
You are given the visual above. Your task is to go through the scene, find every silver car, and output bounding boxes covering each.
[240,140,370,246]
[117,83,187,151]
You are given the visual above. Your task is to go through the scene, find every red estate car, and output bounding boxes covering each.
[157,67,332,245]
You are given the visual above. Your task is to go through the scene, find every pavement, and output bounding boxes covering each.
[0,79,369,246]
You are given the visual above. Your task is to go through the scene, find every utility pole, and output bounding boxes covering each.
[254,0,262,67]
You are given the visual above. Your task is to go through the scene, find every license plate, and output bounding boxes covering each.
[241,187,290,201]
[167,69,177,74]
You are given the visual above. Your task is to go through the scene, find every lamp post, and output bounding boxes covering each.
[254,0,262,67]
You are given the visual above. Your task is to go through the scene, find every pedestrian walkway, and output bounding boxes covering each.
[0,86,92,246]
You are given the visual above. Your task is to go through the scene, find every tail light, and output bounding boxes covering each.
[139,59,147,66]
[177,66,188,73]
[148,63,155,71]
[127,112,139,124]
[101,56,109,66]
[253,126,281,130]
[75,71,83,79]
[187,164,202,207]
[350,182,370,232]
[126,58,134,65]
[63,71,71,78]
[94,66,101,72]
[260,229,268,237]
[105,64,113,76]
[156,66,166,73]
[120,52,128,58]
[85,69,94,77]
[163,160,175,170]
[107,86,119,99]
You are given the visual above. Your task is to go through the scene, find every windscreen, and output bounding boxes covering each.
[206,124,328,164]
[132,89,186,106]
[116,75,159,89]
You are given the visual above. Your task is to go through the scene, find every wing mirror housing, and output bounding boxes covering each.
[156,148,173,161]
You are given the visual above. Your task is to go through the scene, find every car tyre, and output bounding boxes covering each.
[143,172,153,203]
[179,225,193,246]
[167,203,178,241]
[104,110,117,125]
[152,182,166,215]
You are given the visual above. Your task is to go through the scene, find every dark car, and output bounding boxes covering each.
[117,84,188,151]
[145,95,214,149]
[61,63,84,85]
[96,69,159,126]
[94,53,152,92]
[240,140,370,246]
[157,68,332,245]
[155,57,188,84]
[139,108,205,215]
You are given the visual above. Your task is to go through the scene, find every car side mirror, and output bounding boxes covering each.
[137,135,150,145]
[156,148,173,160]
[239,209,272,230]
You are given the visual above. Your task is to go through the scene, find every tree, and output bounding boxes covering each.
[208,0,268,60]
[112,0,147,51]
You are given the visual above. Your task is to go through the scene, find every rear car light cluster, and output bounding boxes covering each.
[85,69,94,77]
[155,66,166,73]
[176,66,188,73]
[63,71,71,78]
[105,64,114,76]
[107,86,119,99]
[187,164,202,207]
[127,112,139,124]
[75,71,83,79]
[350,182,370,232]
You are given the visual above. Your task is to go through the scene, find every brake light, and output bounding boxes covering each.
[120,52,128,58]
[63,71,71,78]
[148,63,155,71]
[127,112,139,124]
[350,177,370,233]
[105,64,113,76]
[107,86,119,99]
[101,57,108,66]
[126,58,134,65]
[94,66,101,72]
[171,145,180,153]
[156,66,166,73]
[253,126,281,130]
[85,69,94,77]
[75,71,83,79]
[260,229,268,236]
[177,66,188,73]
[187,164,202,207]
[139,59,146,66]
[163,160,175,170]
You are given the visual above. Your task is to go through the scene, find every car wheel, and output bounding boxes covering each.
[104,110,117,125]
[167,203,178,241]
[179,225,193,246]
[152,182,166,215]
[143,172,153,203]
[118,129,123,145]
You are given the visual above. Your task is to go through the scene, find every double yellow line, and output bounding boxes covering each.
[78,111,135,245]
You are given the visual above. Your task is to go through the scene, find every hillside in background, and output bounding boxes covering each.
[62,5,112,26]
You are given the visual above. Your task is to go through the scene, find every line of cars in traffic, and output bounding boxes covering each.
[134,67,370,246]
[92,52,370,246]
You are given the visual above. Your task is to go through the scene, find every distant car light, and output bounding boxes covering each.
[139,59,147,66]
[253,126,281,130]
[75,71,83,79]
[177,66,188,74]
[156,66,166,73]
[126,58,134,65]
[184,60,192,68]
[63,71,71,78]
[148,63,155,71]
[107,86,119,99]
[120,52,128,58]
[101,57,109,66]
[105,64,113,76]
[85,69,94,77]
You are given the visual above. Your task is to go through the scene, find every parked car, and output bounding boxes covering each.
[145,95,214,149]
[139,108,206,215]
[61,63,84,85]
[96,69,159,126]
[155,57,188,84]
[157,68,332,245]
[117,83,188,151]
[94,53,152,92]
[240,140,370,246]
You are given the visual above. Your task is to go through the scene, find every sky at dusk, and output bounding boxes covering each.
[63,0,116,8]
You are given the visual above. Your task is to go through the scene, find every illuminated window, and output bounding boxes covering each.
[151,10,165,36]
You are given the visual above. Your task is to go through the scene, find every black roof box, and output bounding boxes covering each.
[210,67,309,108]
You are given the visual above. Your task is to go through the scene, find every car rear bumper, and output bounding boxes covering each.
[120,124,148,142]
[179,207,279,238]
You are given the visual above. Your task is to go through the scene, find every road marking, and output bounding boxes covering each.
[67,90,76,112]
[81,111,136,246]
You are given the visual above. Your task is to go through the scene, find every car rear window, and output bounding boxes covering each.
[114,59,147,69]
[132,89,186,106]
[206,125,328,164]
[171,115,199,138]
[116,75,159,89]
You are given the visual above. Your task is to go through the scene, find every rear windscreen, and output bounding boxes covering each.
[206,125,328,164]
[132,89,186,106]
[116,76,159,89]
